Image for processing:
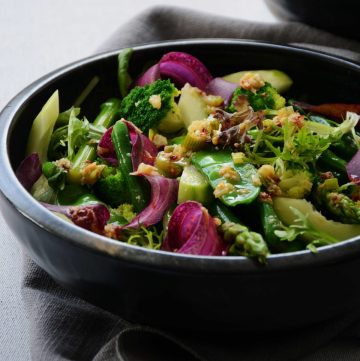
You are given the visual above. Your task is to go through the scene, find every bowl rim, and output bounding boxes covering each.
[1,38,360,274]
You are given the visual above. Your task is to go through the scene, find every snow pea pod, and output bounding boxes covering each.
[191,150,260,207]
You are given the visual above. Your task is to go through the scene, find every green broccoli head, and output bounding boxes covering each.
[228,82,285,112]
[94,166,129,207]
[119,79,182,133]
[109,203,137,225]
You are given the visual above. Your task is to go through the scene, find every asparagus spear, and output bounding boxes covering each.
[220,221,269,263]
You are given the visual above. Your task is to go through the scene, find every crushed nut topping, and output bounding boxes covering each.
[239,72,265,92]
[149,94,162,109]
[214,181,235,198]
[219,165,240,182]
[133,162,159,176]
[81,163,105,185]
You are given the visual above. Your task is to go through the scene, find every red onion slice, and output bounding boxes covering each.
[132,63,161,87]
[346,150,360,184]
[162,201,225,256]
[205,78,238,105]
[16,152,42,191]
[123,120,158,170]
[97,127,118,166]
[159,51,213,90]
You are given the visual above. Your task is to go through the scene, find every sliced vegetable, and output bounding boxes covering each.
[223,70,293,93]
[346,150,360,184]
[292,101,360,121]
[162,201,225,256]
[273,197,360,241]
[133,64,161,87]
[42,202,110,234]
[192,151,260,206]
[178,83,209,128]
[26,90,59,162]
[97,127,118,166]
[178,165,213,205]
[159,52,213,91]
[15,153,42,191]
[205,78,237,105]
[124,120,158,171]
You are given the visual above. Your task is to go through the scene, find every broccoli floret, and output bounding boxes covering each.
[109,203,136,224]
[228,82,285,112]
[94,166,129,207]
[278,169,313,199]
[119,79,182,133]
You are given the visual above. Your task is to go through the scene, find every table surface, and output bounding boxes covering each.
[0,1,276,359]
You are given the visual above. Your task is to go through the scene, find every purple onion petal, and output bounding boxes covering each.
[133,63,161,87]
[123,174,178,229]
[205,78,238,106]
[346,150,360,184]
[97,126,118,166]
[159,52,213,90]
[123,120,158,170]
[42,202,110,234]
[16,152,42,191]
[162,201,225,256]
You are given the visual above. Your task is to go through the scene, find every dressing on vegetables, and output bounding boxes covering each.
[17,49,360,263]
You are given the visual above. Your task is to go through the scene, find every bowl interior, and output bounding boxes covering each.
[2,39,360,271]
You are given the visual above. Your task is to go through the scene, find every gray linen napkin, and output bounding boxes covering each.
[22,5,360,361]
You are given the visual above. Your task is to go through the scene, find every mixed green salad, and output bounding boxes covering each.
[16,49,360,262]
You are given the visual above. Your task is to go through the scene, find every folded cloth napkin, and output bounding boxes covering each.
[22,5,360,361]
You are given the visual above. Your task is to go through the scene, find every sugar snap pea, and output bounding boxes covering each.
[191,150,260,207]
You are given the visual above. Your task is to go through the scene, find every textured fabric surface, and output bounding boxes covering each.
[22,5,360,361]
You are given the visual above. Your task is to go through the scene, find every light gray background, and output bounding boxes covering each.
[0,1,275,359]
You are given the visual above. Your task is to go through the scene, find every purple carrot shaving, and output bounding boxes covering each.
[162,201,226,256]
[42,202,110,234]
[15,152,42,191]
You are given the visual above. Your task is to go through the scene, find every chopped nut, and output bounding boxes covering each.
[251,174,261,187]
[257,164,277,182]
[231,152,247,165]
[214,181,235,198]
[213,217,222,227]
[133,163,159,176]
[81,163,105,185]
[152,133,168,148]
[219,165,240,182]
[149,94,162,109]
[239,72,265,92]
[55,158,71,171]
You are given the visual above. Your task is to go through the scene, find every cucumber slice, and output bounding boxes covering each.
[178,165,213,205]
[223,70,293,93]
[178,83,209,128]
[273,197,360,241]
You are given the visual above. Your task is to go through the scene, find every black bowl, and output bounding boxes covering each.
[1,39,360,332]
[265,0,360,41]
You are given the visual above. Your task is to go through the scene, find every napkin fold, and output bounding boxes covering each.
[22,5,360,361]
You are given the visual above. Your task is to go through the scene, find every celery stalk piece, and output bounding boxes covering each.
[26,90,60,162]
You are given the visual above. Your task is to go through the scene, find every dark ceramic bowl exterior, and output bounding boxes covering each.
[265,0,359,41]
[1,40,360,332]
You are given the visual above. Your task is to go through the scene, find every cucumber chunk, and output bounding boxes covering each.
[178,83,209,128]
[178,165,213,205]
[223,70,293,93]
[273,197,360,241]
